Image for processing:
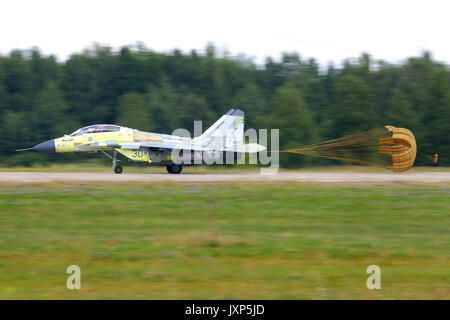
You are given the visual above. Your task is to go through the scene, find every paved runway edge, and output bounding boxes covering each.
[1,172,450,184]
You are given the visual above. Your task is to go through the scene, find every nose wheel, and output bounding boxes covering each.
[112,150,123,174]
[101,150,124,174]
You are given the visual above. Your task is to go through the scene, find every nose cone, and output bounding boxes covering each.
[32,140,56,152]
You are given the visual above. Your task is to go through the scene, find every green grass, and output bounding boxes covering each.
[0,183,448,299]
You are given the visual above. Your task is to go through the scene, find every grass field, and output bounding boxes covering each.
[0,182,448,299]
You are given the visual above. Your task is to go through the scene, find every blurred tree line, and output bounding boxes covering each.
[0,44,448,166]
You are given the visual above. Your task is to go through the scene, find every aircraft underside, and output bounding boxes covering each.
[101,147,243,174]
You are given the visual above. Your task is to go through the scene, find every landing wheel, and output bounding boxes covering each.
[166,164,182,174]
[114,165,123,174]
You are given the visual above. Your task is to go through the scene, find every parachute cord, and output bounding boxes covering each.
[277,150,385,166]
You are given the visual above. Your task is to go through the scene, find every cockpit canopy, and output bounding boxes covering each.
[70,124,121,136]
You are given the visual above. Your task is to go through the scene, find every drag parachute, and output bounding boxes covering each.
[378,126,417,172]
[282,125,418,172]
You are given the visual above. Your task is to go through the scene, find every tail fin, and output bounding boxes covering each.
[200,109,245,148]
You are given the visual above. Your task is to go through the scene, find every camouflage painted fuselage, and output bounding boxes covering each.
[18,109,265,168]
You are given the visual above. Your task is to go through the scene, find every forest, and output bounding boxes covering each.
[0,43,448,166]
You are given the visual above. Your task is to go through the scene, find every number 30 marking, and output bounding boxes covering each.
[133,150,144,157]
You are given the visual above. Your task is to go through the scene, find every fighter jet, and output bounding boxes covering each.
[17,109,265,174]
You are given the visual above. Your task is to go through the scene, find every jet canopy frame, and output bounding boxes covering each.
[70,124,121,136]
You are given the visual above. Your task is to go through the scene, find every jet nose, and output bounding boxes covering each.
[32,140,56,152]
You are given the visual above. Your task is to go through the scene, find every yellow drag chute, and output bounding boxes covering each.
[282,125,419,172]
[378,126,417,172]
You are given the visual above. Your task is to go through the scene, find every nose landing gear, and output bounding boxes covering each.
[112,150,123,174]
[101,150,123,174]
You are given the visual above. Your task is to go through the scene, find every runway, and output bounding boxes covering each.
[1,171,449,184]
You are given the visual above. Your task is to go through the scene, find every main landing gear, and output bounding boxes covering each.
[101,151,183,174]
[166,163,182,174]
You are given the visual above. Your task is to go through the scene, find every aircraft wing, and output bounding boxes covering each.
[138,141,266,153]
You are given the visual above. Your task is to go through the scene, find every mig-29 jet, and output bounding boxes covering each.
[17,109,265,174]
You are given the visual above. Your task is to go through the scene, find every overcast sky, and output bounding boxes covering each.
[0,0,448,65]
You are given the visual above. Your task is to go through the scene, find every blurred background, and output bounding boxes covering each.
[0,0,448,168]
[1,45,448,167]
